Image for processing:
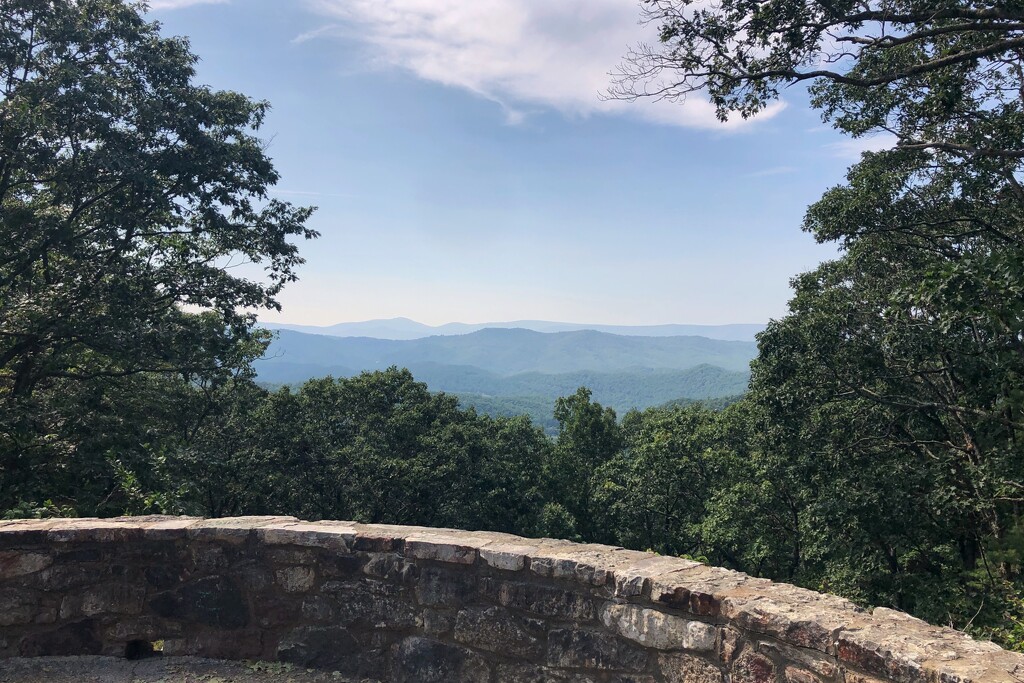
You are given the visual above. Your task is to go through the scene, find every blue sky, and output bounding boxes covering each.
[150,0,889,326]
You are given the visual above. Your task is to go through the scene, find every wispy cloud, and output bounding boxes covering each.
[292,23,344,45]
[269,189,359,199]
[301,0,784,130]
[826,134,898,160]
[746,165,798,178]
[147,0,227,10]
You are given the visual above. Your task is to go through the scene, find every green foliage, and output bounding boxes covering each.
[545,388,622,541]
[452,394,561,435]
[0,0,315,513]
[537,502,580,542]
[174,368,553,535]
[606,0,1024,649]
[656,394,745,411]
[6,0,1024,656]
[980,582,1024,651]
[0,0,316,392]
[2,499,76,520]
[595,404,724,557]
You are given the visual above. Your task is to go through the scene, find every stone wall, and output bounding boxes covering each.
[0,516,1021,682]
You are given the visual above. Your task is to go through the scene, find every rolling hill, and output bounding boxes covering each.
[253,328,754,429]
[256,328,757,377]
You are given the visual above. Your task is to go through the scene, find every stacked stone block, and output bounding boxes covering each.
[0,516,1020,682]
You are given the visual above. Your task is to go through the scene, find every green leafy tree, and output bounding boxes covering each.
[0,0,316,511]
[546,388,622,541]
[468,414,552,534]
[178,368,552,535]
[612,0,1024,643]
[594,401,793,575]
[595,404,724,557]
[697,401,798,579]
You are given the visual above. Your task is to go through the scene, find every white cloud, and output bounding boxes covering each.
[292,23,343,45]
[303,0,784,129]
[147,0,227,9]
[269,189,359,199]
[746,165,798,178]
[827,133,898,160]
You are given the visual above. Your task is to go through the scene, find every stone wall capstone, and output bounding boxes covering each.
[0,516,1021,682]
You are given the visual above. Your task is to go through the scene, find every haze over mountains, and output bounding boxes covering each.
[262,318,766,342]
[259,328,756,375]
[254,324,760,430]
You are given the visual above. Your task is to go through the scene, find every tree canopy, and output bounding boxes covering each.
[608,0,1024,647]
[611,0,1024,146]
[0,0,317,398]
[0,0,315,509]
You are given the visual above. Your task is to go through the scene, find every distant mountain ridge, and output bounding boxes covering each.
[256,328,758,376]
[256,358,749,406]
[253,327,756,430]
[261,317,766,342]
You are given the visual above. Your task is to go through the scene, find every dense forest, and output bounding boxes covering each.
[2,0,1024,653]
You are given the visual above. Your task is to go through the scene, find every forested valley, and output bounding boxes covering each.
[3,0,1024,653]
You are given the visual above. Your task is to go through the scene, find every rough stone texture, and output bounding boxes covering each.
[18,621,103,657]
[0,551,52,579]
[148,575,248,628]
[454,605,542,658]
[547,628,649,671]
[275,566,315,593]
[602,602,716,651]
[277,625,360,670]
[785,666,823,683]
[760,641,838,680]
[392,637,489,683]
[719,625,745,664]
[1,516,1022,683]
[0,587,40,626]
[483,577,595,621]
[496,662,600,682]
[479,542,538,571]
[0,656,371,683]
[404,534,484,565]
[659,653,726,683]
[733,650,777,683]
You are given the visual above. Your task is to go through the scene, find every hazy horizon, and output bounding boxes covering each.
[259,318,767,343]
[260,315,769,327]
